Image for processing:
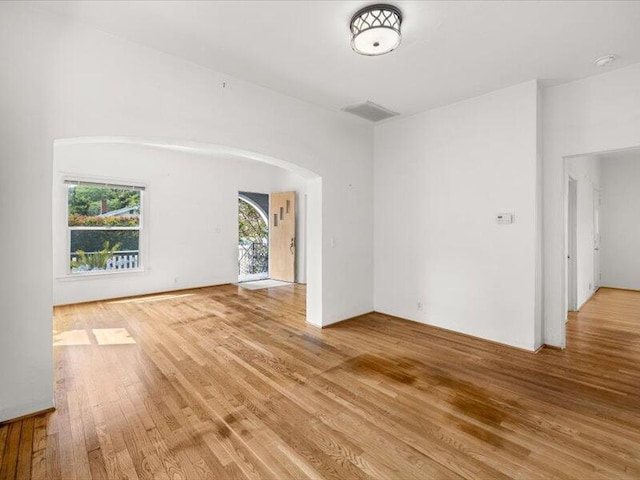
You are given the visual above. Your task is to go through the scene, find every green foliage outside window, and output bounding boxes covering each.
[238,200,267,243]
[71,241,122,271]
[70,230,139,254]
[68,214,139,227]
[67,185,140,216]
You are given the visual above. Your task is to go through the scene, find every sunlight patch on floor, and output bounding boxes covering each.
[108,293,195,304]
[93,328,136,345]
[53,329,91,346]
[53,328,136,346]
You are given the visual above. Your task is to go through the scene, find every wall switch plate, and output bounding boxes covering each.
[496,213,514,225]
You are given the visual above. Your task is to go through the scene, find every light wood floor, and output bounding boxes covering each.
[1,286,639,479]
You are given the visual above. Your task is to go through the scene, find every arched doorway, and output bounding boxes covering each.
[52,136,323,327]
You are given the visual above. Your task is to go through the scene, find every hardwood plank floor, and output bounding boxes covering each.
[1,285,639,479]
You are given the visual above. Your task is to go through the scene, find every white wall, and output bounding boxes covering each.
[0,3,373,422]
[542,62,640,347]
[53,143,308,305]
[374,81,540,351]
[600,152,640,290]
[565,155,601,309]
[0,4,58,423]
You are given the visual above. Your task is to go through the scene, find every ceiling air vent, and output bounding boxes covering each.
[341,101,399,122]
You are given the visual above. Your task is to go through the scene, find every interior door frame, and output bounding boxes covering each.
[566,174,578,314]
[592,184,601,290]
[558,146,640,348]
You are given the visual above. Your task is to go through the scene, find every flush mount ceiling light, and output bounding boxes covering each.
[594,54,617,67]
[350,4,402,56]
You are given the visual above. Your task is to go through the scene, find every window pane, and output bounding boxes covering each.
[67,185,140,227]
[70,230,139,273]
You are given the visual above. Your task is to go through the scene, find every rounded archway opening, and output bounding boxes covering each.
[52,136,324,327]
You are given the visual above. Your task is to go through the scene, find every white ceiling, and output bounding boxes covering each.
[34,1,640,119]
[598,147,640,163]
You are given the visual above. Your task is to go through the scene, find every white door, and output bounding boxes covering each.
[593,186,601,290]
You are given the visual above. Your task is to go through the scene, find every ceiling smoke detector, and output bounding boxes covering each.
[594,55,617,67]
[350,4,402,56]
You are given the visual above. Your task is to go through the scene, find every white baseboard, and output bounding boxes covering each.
[0,398,55,424]
[576,287,600,311]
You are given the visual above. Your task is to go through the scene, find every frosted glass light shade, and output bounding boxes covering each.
[350,4,402,56]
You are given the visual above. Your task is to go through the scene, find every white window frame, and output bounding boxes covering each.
[65,178,146,277]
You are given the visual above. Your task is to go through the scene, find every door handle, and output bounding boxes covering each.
[290,237,295,254]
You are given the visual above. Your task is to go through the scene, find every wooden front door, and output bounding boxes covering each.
[269,191,296,282]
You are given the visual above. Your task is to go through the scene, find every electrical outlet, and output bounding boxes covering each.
[417,301,424,311]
